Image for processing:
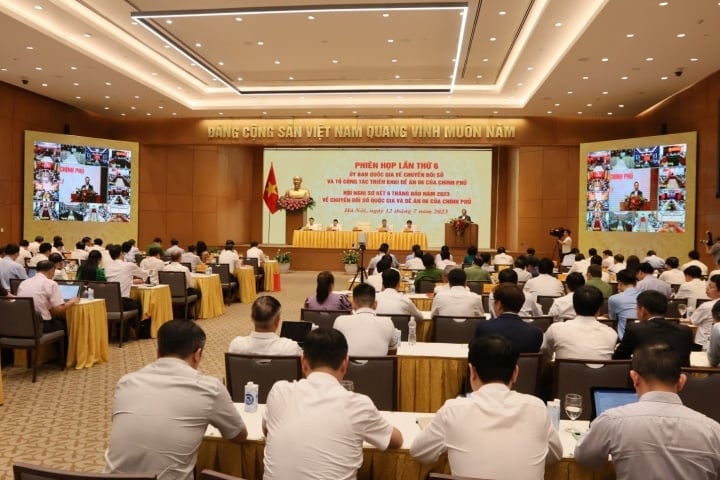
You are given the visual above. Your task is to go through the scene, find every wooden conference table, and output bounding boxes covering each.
[197,405,612,480]
[292,230,428,250]
[130,284,173,338]
[191,273,226,319]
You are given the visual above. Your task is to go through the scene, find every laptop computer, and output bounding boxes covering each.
[58,283,82,302]
[590,387,638,419]
[280,321,313,346]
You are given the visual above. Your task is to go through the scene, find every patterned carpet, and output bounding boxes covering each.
[0,270,334,477]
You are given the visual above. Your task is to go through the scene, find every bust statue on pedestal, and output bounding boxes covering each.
[285,176,310,199]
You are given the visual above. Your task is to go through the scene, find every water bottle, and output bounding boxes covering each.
[87,288,94,300]
[408,318,417,346]
[410,282,416,295]
[547,398,561,431]
[244,382,258,412]
[206,265,212,275]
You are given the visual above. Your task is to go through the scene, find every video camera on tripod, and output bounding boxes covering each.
[549,227,567,238]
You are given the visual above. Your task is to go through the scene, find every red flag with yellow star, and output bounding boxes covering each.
[263,164,279,214]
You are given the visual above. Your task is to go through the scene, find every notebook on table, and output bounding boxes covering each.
[590,387,638,419]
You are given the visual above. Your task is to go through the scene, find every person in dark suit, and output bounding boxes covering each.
[457,208,472,222]
[474,283,542,353]
[613,290,693,366]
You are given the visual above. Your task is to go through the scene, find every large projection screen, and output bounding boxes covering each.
[263,149,493,249]
[578,131,696,258]
[23,130,139,244]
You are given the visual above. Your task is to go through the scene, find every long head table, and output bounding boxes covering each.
[198,404,611,480]
[292,230,428,251]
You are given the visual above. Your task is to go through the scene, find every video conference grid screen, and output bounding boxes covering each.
[32,141,132,223]
[585,143,686,233]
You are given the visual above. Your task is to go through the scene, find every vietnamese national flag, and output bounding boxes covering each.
[263,164,279,214]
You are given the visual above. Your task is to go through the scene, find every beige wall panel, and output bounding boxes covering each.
[193,213,218,244]
[192,195,217,213]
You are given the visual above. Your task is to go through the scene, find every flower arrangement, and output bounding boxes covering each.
[624,194,647,211]
[275,250,291,264]
[449,218,470,235]
[341,249,360,264]
[277,195,316,212]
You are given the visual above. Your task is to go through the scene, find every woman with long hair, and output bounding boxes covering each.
[304,271,351,311]
[76,249,106,281]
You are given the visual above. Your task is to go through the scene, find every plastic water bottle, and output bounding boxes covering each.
[410,282,416,295]
[87,288,94,300]
[244,382,258,412]
[408,318,417,346]
[547,398,561,431]
[206,265,212,275]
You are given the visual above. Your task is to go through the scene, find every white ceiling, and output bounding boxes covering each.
[1,0,718,119]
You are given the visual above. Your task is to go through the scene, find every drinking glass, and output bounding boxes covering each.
[564,393,582,433]
[678,303,687,318]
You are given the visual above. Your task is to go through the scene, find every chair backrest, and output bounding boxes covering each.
[515,352,543,397]
[432,315,485,343]
[245,257,260,273]
[13,462,157,479]
[224,353,301,404]
[481,294,489,313]
[553,359,632,420]
[214,263,232,284]
[598,298,609,316]
[345,356,398,410]
[521,315,554,332]
[376,313,411,341]
[417,280,436,293]
[466,281,489,295]
[9,277,24,295]
[666,298,688,318]
[180,262,192,271]
[300,309,349,329]
[536,296,558,315]
[696,298,711,308]
[428,473,486,480]
[0,297,40,339]
[597,318,618,331]
[679,367,720,422]
[86,281,122,312]
[158,271,188,298]
[199,470,246,480]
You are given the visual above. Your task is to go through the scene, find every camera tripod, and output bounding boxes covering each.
[349,245,368,289]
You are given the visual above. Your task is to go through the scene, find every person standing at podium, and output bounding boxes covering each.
[457,208,472,222]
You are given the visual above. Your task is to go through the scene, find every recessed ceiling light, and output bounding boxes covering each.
[586,103,592,107]
[130,106,136,110]
[332,59,338,64]
[445,110,451,114]
[387,39,394,43]
[274,60,280,65]
[607,112,613,116]
[134,95,140,99]
[73,82,79,86]
[165,19,173,24]
[146,113,151,116]
[352,110,357,114]
[626,33,635,38]
[83,33,92,38]
[547,111,553,114]
[383,13,390,18]
[41,83,47,87]
[70,66,77,70]
[34,66,42,71]
[554,103,560,107]
[289,76,294,80]
[690,57,699,62]
[105,95,110,99]
[582,76,589,80]
[601,57,609,62]
[151,72,158,76]
[307,15,315,20]
[517,82,523,87]
[482,58,489,62]
[237,77,243,81]
[391,59,398,63]
[527,66,534,71]
[567,91,573,95]
[257,41,264,46]
[661,76,668,80]
[105,81,111,86]
[659,1,669,5]
[104,106,109,110]
[34,5,42,10]
[218,112,224,115]
[121,113,126,116]
[554,22,563,27]
[499,11,506,15]
[646,57,654,62]
[619,104,625,108]
[172,112,177,116]
[493,110,499,114]
[235,17,242,22]
[489,37,496,42]
[307,111,312,115]
[1,68,7,71]
[676,33,686,38]
[262,111,267,115]
[164,45,170,49]
[602,91,609,95]
[621,76,629,80]
[26,46,34,50]
[75,96,81,99]
[218,61,224,66]
[395,75,400,79]
[476,75,483,79]
[195,42,202,47]
[398,110,403,114]
[577,111,583,115]
[158,106,164,109]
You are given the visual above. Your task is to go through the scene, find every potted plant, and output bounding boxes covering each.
[341,249,360,274]
[275,250,291,273]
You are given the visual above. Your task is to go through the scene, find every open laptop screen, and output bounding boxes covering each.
[591,387,638,419]
[58,284,81,301]
[280,321,312,346]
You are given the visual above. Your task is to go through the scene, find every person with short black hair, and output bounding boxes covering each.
[16,239,32,266]
[368,242,399,271]
[163,250,201,299]
[105,320,247,479]
[48,252,68,280]
[410,334,561,477]
[262,327,403,479]
[586,264,612,298]
[608,269,640,340]
[613,290,694,366]
[706,301,720,366]
[542,286,617,361]
[374,268,423,323]
[642,250,666,270]
[688,274,720,350]
[228,295,300,355]
[487,269,542,318]
[246,241,265,265]
[140,246,165,285]
[493,247,513,266]
[165,238,184,256]
[675,265,709,309]
[218,240,241,271]
[523,257,564,297]
[463,245,478,265]
[334,283,397,356]
[181,244,202,270]
[28,235,43,255]
[608,253,626,274]
[659,256,686,285]
[28,242,52,267]
[568,253,590,276]
[17,260,78,334]
[636,262,672,298]
[435,245,456,269]
[365,254,393,292]
[512,255,532,283]
[146,237,164,256]
[576,342,720,478]
[413,253,443,290]
[104,244,148,313]
[69,240,89,261]
[431,268,484,317]
[0,243,28,290]
[475,283,543,353]
[681,249,708,276]
[601,249,614,269]
[548,272,586,321]
[465,254,492,282]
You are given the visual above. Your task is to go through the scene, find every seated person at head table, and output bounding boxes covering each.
[410,334,561,478]
[377,218,393,232]
[304,271,351,311]
[328,219,342,231]
[229,296,301,355]
[303,217,320,231]
[403,219,417,232]
[457,208,472,222]
[285,175,310,199]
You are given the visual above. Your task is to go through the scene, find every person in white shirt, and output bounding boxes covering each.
[542,285,617,361]
[659,256,686,286]
[262,328,403,480]
[431,268,484,317]
[377,218,392,232]
[405,244,422,264]
[124,239,141,264]
[524,258,564,297]
[181,245,202,270]
[367,243,399,272]
[304,217,320,231]
[28,242,52,267]
[642,250,666,270]
[0,243,28,291]
[636,262,673,298]
[561,248,579,268]
[228,295,301,355]
[16,240,33,266]
[548,272,585,322]
[601,249,614,269]
[608,253,626,274]
[69,241,89,261]
[365,256,393,293]
[329,219,342,231]
[488,269,543,318]
[16,260,78,335]
[139,247,165,285]
[375,268,424,323]
[218,241,241,271]
[680,250,708,276]
[567,253,590,275]
[558,229,572,256]
[405,251,424,270]
[410,334,562,478]
[492,247,513,267]
[675,266,709,309]
[49,253,68,281]
[28,235,43,256]
[163,251,201,298]
[513,256,533,283]
[105,243,148,302]
[689,274,720,349]
[165,238,184,257]
[246,241,265,263]
[334,283,398,356]
[434,245,456,269]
